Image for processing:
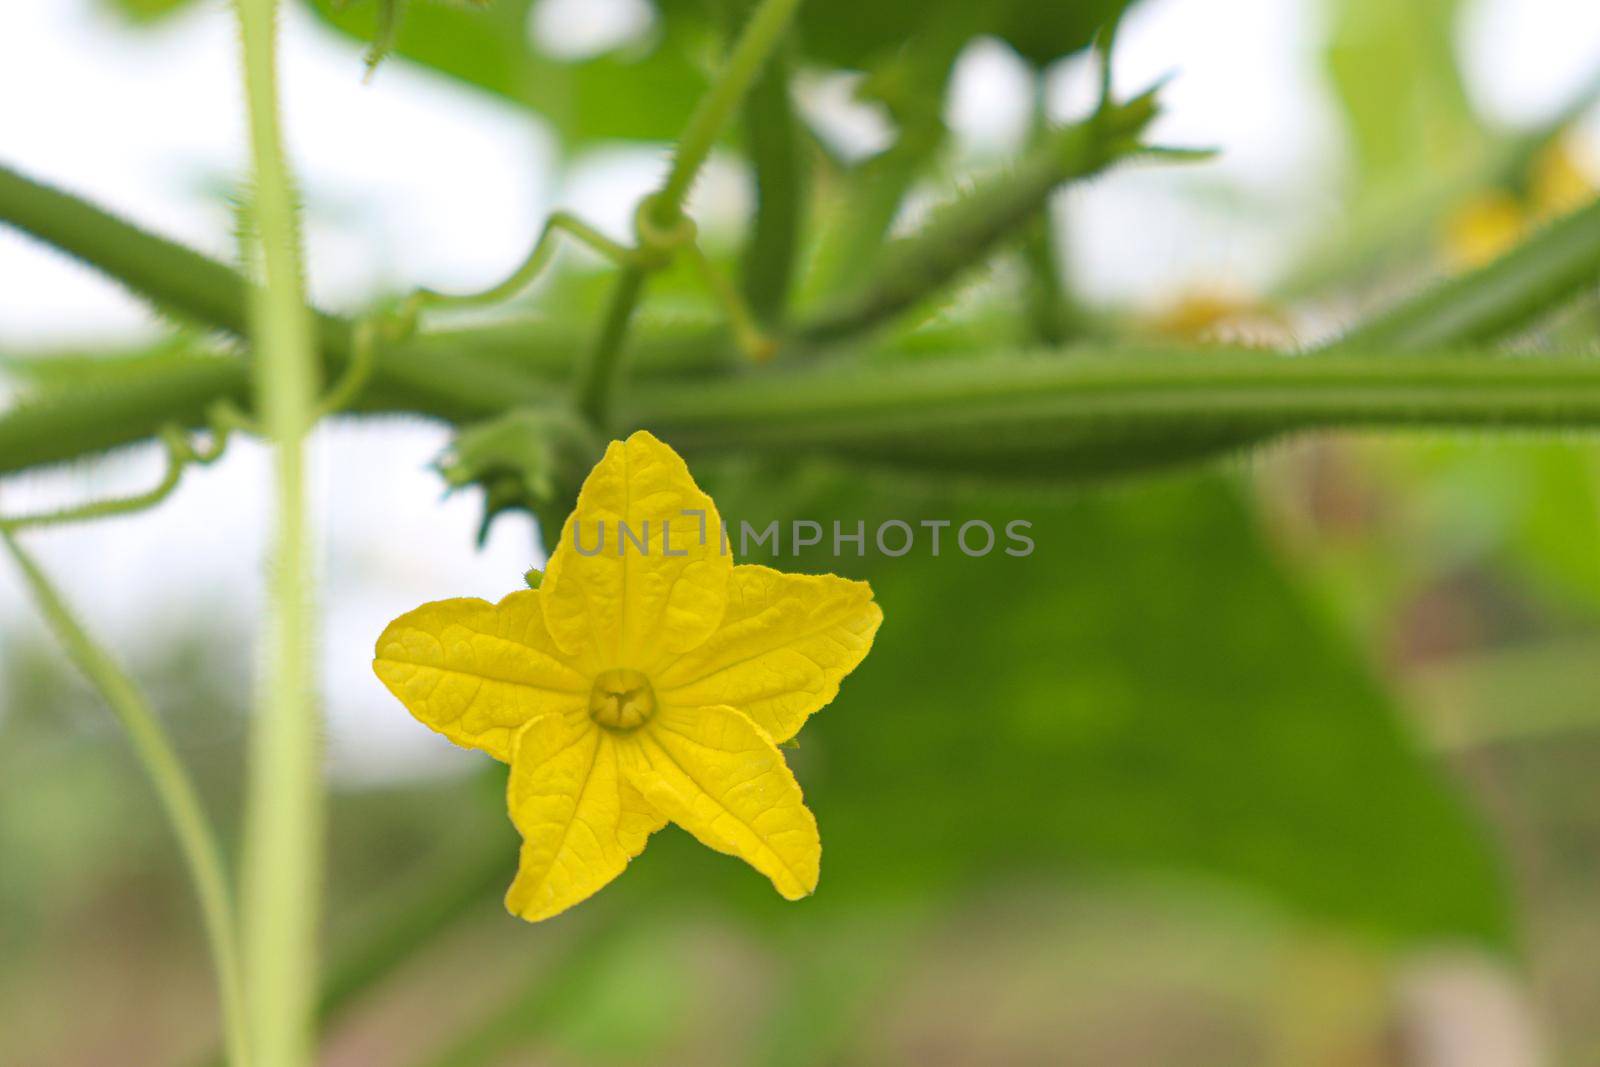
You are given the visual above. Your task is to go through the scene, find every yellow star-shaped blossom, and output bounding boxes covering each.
[373,431,882,922]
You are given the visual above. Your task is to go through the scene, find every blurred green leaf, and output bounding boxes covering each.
[621,467,1513,948]
[1325,0,1485,191]
[98,0,199,22]
[1382,439,1600,614]
[301,0,1133,150]
[718,0,1129,71]
[300,0,710,146]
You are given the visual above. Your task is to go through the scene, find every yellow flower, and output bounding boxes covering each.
[373,431,882,922]
[1441,137,1597,269]
[1442,190,1526,269]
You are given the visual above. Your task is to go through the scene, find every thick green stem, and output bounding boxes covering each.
[2,531,250,1067]
[26,346,1600,483]
[234,1,323,1065]
[792,93,1161,344]
[1334,194,1600,351]
[627,348,1600,478]
[654,0,803,221]
[0,162,346,355]
[740,47,805,324]
[0,162,555,420]
[574,266,649,427]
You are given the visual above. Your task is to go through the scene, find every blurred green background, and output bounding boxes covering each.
[4,0,1600,1064]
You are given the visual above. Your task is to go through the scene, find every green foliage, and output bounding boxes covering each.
[304,0,711,145]
[16,1,1600,1059]
[627,466,1513,947]
[1325,0,1483,191]
[98,0,197,22]
[796,87,1164,342]
[673,0,1130,71]
[305,0,1134,151]
[438,407,601,542]
[1335,184,1600,350]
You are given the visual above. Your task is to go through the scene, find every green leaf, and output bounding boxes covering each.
[1324,0,1484,192]
[300,0,1133,150]
[632,468,1514,947]
[299,0,710,146]
[734,0,1130,71]
[994,0,1131,68]
[97,0,199,22]
[1373,439,1600,614]
[1333,194,1600,350]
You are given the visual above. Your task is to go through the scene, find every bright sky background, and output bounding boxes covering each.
[2,0,1599,782]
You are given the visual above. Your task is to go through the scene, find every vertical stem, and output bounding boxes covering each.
[575,266,649,427]
[2,531,252,1067]
[1021,76,1079,346]
[740,47,805,325]
[575,0,800,428]
[654,0,804,220]
[234,2,322,1066]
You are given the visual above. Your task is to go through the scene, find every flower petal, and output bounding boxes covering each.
[655,565,882,743]
[504,714,666,923]
[541,431,731,672]
[373,591,589,762]
[618,704,820,900]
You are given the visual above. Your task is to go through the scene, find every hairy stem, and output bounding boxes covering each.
[2,531,251,1067]
[628,348,1600,478]
[573,0,800,426]
[0,162,345,355]
[654,0,803,221]
[740,46,805,324]
[1335,194,1600,350]
[0,162,553,420]
[234,1,323,1065]
[574,266,649,427]
[24,346,1600,482]
[792,92,1160,344]
[802,127,938,302]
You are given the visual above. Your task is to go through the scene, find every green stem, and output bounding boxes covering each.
[0,162,347,357]
[627,348,1600,478]
[792,92,1162,344]
[574,266,649,427]
[1,530,251,1067]
[1020,211,1073,346]
[739,46,805,324]
[798,12,980,303]
[192,832,510,1067]
[398,212,633,330]
[30,345,1600,483]
[0,162,549,421]
[570,0,802,424]
[1019,77,1079,346]
[0,321,738,480]
[1335,194,1600,351]
[234,0,323,1065]
[654,0,804,221]
[801,113,944,304]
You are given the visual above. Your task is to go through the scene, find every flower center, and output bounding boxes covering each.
[588,668,657,731]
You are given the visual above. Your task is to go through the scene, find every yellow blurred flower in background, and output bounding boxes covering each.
[1443,136,1598,269]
